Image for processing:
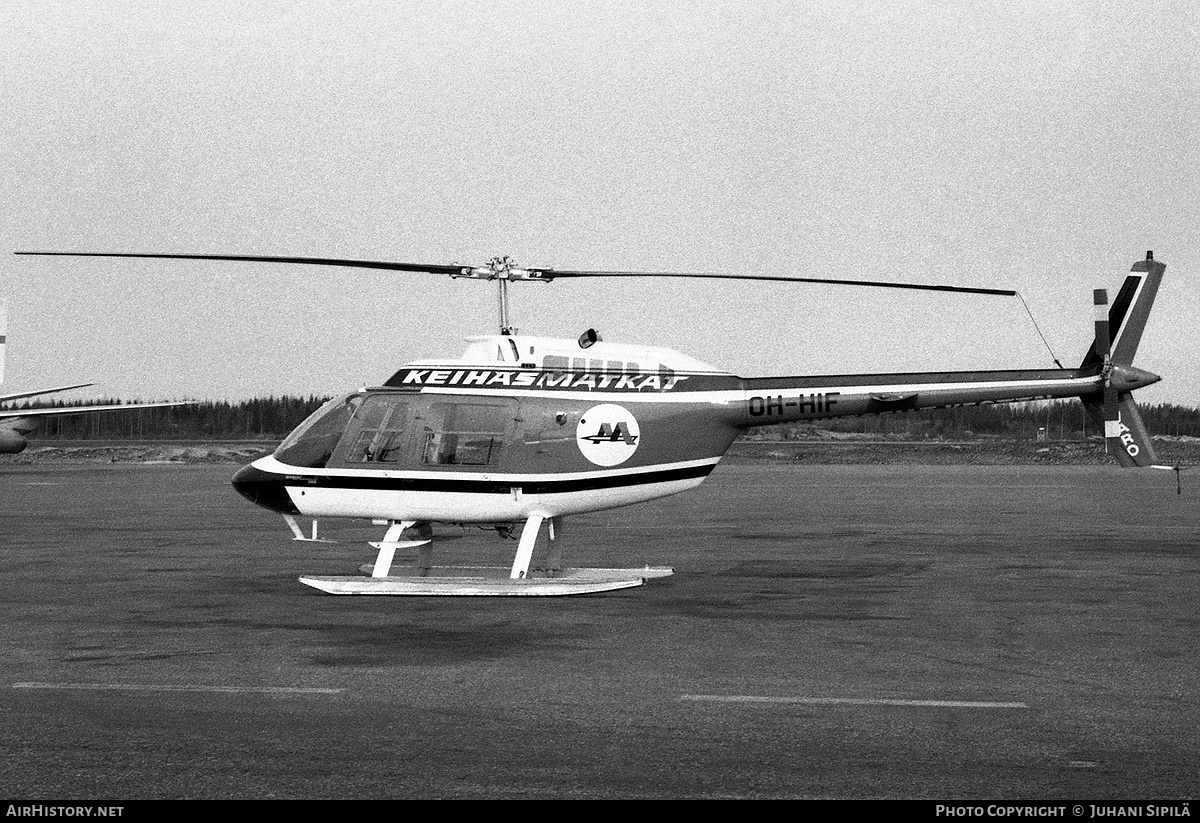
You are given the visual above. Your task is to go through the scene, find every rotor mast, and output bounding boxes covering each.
[498,274,513,335]
[451,255,542,336]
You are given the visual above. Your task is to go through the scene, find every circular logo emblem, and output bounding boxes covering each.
[576,404,641,466]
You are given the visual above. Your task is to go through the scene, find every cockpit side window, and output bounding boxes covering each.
[330,395,410,465]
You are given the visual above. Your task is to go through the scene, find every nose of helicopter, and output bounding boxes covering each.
[231,462,300,514]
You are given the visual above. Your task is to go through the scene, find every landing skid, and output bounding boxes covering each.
[287,513,673,596]
[299,566,674,596]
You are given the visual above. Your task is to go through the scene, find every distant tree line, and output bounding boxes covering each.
[8,395,1200,442]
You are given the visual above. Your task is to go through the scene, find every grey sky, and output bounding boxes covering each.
[2,1,1197,405]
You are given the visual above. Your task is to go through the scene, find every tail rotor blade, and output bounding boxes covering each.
[1102,383,1122,454]
[1093,288,1112,362]
[1093,288,1122,452]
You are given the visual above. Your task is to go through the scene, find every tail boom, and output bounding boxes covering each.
[740,368,1103,425]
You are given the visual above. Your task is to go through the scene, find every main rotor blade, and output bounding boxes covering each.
[14,252,466,276]
[15,252,1016,296]
[537,269,1016,296]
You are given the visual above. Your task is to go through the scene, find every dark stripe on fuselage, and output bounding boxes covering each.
[278,462,717,496]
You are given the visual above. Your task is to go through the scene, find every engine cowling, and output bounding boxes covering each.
[0,426,29,454]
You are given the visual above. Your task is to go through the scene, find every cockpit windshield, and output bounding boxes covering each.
[274,393,363,468]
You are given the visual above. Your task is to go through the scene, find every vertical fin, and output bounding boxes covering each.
[1081,251,1165,368]
[1081,252,1165,469]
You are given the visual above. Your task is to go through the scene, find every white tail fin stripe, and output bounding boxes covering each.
[1109,273,1148,361]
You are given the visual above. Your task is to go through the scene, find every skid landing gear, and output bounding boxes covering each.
[297,514,673,596]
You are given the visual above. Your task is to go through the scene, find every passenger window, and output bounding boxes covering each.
[420,401,513,466]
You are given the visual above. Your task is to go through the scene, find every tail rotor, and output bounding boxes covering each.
[1093,288,1122,456]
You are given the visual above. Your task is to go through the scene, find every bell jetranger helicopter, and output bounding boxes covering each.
[15,250,1168,595]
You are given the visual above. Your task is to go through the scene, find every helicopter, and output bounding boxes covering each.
[0,299,188,453]
[15,250,1167,595]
